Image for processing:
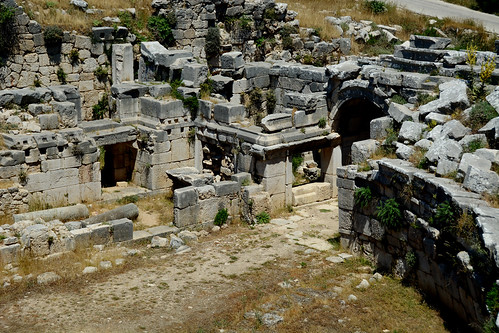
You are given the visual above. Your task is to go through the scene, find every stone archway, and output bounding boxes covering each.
[333,98,385,165]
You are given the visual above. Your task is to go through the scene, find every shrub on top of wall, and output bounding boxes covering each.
[44,26,64,46]
[0,3,16,61]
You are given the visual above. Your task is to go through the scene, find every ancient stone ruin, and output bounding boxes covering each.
[0,0,499,330]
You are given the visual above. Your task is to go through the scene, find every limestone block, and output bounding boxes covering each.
[25,168,80,192]
[213,103,245,124]
[395,142,414,160]
[0,150,25,166]
[370,116,393,140]
[38,114,59,130]
[261,113,292,133]
[92,27,114,42]
[338,187,354,210]
[398,121,426,143]
[338,209,352,232]
[89,224,111,245]
[52,101,77,128]
[410,35,451,49]
[80,182,101,202]
[149,83,172,98]
[351,139,378,164]
[436,159,459,176]
[181,63,208,88]
[388,102,413,123]
[221,51,244,69]
[198,197,223,223]
[75,35,92,49]
[174,204,200,227]
[425,138,462,163]
[109,218,133,242]
[199,99,213,119]
[173,186,198,209]
[211,75,233,95]
[171,138,191,162]
[0,244,20,264]
[112,43,134,84]
[463,165,499,194]
[293,107,327,127]
[261,176,285,195]
[231,172,251,186]
[213,181,240,196]
[458,153,491,174]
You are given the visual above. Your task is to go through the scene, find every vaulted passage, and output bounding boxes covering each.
[101,142,138,187]
[335,98,385,165]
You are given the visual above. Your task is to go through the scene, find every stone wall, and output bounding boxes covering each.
[0,1,115,118]
[338,159,499,327]
[0,186,29,216]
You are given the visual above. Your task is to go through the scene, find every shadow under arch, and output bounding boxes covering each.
[332,97,386,165]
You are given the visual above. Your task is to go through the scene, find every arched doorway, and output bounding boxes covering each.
[333,98,385,165]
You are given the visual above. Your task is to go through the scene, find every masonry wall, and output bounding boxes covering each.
[338,159,499,327]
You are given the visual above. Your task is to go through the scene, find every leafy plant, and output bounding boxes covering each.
[0,3,16,57]
[364,0,387,14]
[148,13,176,47]
[56,67,67,84]
[318,117,327,129]
[466,43,497,101]
[94,66,109,81]
[376,198,403,229]
[205,27,221,57]
[184,96,199,119]
[44,26,63,46]
[464,138,487,153]
[255,211,270,224]
[466,100,498,132]
[200,79,213,98]
[487,283,499,318]
[292,154,304,173]
[405,250,417,269]
[187,127,196,144]
[214,208,228,226]
[92,94,109,120]
[266,90,276,113]
[391,95,408,105]
[117,195,139,204]
[69,49,80,64]
[416,93,438,106]
[354,187,373,209]
[430,201,456,229]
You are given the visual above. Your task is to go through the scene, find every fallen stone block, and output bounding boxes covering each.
[261,113,292,132]
[463,165,499,194]
[370,116,393,140]
[213,103,245,124]
[398,121,426,143]
[81,203,138,226]
[109,218,133,242]
[13,204,89,223]
[351,139,378,164]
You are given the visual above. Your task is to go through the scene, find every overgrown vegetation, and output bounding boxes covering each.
[92,94,109,120]
[466,100,498,132]
[43,25,64,46]
[292,154,304,173]
[354,187,373,209]
[56,67,67,84]
[169,79,199,119]
[280,25,299,50]
[205,27,221,57]
[376,198,403,229]
[94,66,109,81]
[465,43,497,101]
[69,49,80,64]
[255,211,270,224]
[147,13,176,47]
[0,3,17,61]
[391,95,407,105]
[430,201,456,229]
[214,208,228,226]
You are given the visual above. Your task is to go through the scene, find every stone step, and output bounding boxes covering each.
[79,119,123,133]
[293,192,317,206]
[393,46,447,63]
[390,57,441,74]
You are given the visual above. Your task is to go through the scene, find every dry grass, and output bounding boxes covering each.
[19,0,152,32]
[184,255,449,332]
[483,192,499,208]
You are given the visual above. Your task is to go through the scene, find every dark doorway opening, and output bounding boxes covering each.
[101,142,138,187]
[335,98,384,165]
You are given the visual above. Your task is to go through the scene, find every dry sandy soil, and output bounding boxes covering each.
[0,199,449,333]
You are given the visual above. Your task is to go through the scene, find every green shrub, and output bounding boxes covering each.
[292,154,304,173]
[92,94,109,120]
[69,49,80,63]
[117,195,139,204]
[200,79,213,98]
[255,211,270,224]
[405,250,417,269]
[56,67,67,84]
[364,0,387,14]
[486,283,499,318]
[281,25,298,50]
[184,96,199,119]
[467,100,498,132]
[266,90,276,113]
[430,201,455,229]
[214,208,228,226]
[263,8,278,20]
[205,27,221,57]
[391,94,408,105]
[464,139,487,153]
[0,3,16,57]
[354,187,373,209]
[416,93,438,106]
[44,26,63,46]
[94,65,109,81]
[376,198,403,229]
[148,13,176,47]
[318,117,327,129]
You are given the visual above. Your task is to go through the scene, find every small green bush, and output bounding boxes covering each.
[117,195,139,204]
[184,96,199,119]
[318,117,327,129]
[391,94,408,105]
[69,49,80,63]
[486,283,499,318]
[416,93,438,106]
[364,0,387,14]
[354,187,373,209]
[0,3,16,57]
[281,25,298,50]
[430,201,456,229]
[148,13,176,47]
[405,250,417,269]
[255,211,270,224]
[467,100,498,132]
[266,90,276,114]
[464,139,487,153]
[214,208,228,226]
[56,67,67,84]
[205,27,221,57]
[44,26,63,46]
[92,94,109,120]
[376,198,403,229]
[292,154,304,173]
[94,65,109,81]
[200,79,213,98]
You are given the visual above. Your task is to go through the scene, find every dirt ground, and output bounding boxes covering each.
[0,199,449,333]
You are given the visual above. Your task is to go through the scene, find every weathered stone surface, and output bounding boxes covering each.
[261,113,292,132]
[458,153,491,174]
[486,86,499,112]
[479,117,499,140]
[388,103,413,123]
[13,204,89,223]
[52,101,77,128]
[440,120,471,140]
[463,165,499,194]
[109,218,133,242]
[213,103,245,124]
[436,159,458,176]
[82,203,138,226]
[37,272,61,284]
[395,142,414,160]
[174,186,198,209]
[398,121,426,143]
[410,35,451,49]
[370,116,393,139]
[419,80,469,115]
[351,139,378,164]
[425,138,462,163]
[221,51,244,69]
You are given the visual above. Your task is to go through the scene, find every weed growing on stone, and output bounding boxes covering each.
[92,94,109,120]
[214,208,229,226]
[318,117,327,128]
[391,95,407,105]
[415,93,438,107]
[56,67,67,84]
[147,13,176,47]
[354,187,373,209]
[44,25,63,46]
[430,201,456,229]
[376,198,403,229]
[464,138,487,153]
[69,49,80,64]
[94,66,109,81]
[466,100,498,132]
[255,211,270,224]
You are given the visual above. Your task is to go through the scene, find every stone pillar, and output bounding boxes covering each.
[320,144,342,197]
[285,151,293,207]
[194,136,202,171]
[112,43,134,84]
